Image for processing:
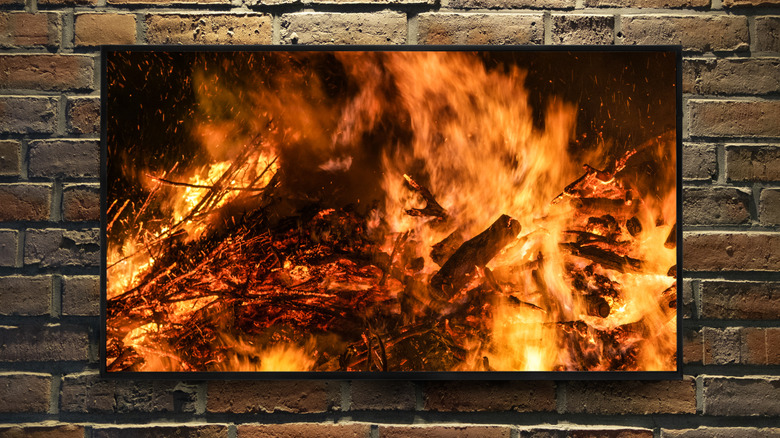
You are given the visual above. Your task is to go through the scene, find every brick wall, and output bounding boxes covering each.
[1,0,779,435]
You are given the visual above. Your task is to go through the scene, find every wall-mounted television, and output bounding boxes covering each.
[101,46,682,379]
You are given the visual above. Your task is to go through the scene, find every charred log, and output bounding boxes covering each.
[664,223,677,249]
[404,174,448,222]
[561,242,643,273]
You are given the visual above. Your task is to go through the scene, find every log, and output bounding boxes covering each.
[430,229,464,266]
[664,223,677,249]
[583,294,611,318]
[430,214,521,299]
[561,242,643,273]
[403,174,448,221]
[626,216,643,237]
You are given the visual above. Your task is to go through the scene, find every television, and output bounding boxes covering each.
[101,46,682,379]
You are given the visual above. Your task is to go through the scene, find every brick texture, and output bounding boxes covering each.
[551,14,614,44]
[683,58,780,95]
[0,184,51,221]
[146,14,272,45]
[689,100,780,138]
[723,0,780,6]
[24,228,100,267]
[417,13,543,45]
[423,381,555,412]
[726,146,780,181]
[563,379,696,414]
[38,0,96,4]
[61,275,100,316]
[0,96,58,134]
[61,372,197,413]
[109,0,229,4]
[350,380,416,410]
[0,12,60,48]
[619,15,749,52]
[0,324,89,362]
[0,55,94,91]
[682,187,751,225]
[0,229,18,267]
[237,424,371,438]
[380,426,512,438]
[759,188,780,225]
[0,373,51,413]
[702,376,780,416]
[682,143,717,180]
[662,428,780,438]
[28,140,100,179]
[66,97,99,135]
[92,426,227,438]
[75,13,136,46]
[586,0,709,6]
[683,232,780,271]
[755,17,780,52]
[0,425,85,438]
[0,275,51,316]
[62,184,100,221]
[0,140,19,176]
[280,12,406,44]
[207,381,340,413]
[701,281,780,319]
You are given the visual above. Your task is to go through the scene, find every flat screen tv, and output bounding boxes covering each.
[101,46,682,379]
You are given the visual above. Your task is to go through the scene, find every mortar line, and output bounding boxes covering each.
[543,11,551,45]
[407,12,418,45]
[51,273,62,318]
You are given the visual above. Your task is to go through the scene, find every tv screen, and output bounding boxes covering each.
[102,46,681,378]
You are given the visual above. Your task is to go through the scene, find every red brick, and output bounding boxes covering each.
[0,12,60,48]
[0,55,94,91]
[0,140,19,176]
[586,0,708,5]
[741,327,767,365]
[683,232,780,271]
[0,425,85,438]
[0,229,17,267]
[62,275,99,316]
[446,0,574,8]
[146,13,271,45]
[683,328,703,364]
[683,58,780,95]
[0,324,89,362]
[92,426,227,438]
[237,424,370,438]
[66,97,99,135]
[423,381,555,412]
[701,280,780,319]
[760,188,780,225]
[62,184,99,221]
[0,373,51,413]
[682,187,751,225]
[689,100,780,138]
[280,12,406,45]
[569,430,653,438]
[0,96,58,134]
[207,380,340,413]
[620,15,749,52]
[0,183,51,221]
[563,378,696,414]
[703,327,740,365]
[662,428,780,438]
[350,380,416,410]
[756,17,780,52]
[380,426,512,438]
[682,143,717,181]
[702,376,780,416]
[0,275,51,316]
[75,13,136,46]
[417,13,543,45]
[724,0,780,5]
[61,372,198,413]
[24,228,100,267]
[28,139,99,179]
[726,145,780,182]
[551,14,613,44]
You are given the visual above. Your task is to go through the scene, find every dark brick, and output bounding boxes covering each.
[280,12,406,45]
[92,426,227,438]
[682,143,717,181]
[350,380,416,410]
[683,232,780,271]
[61,372,198,413]
[703,327,741,365]
[0,184,51,221]
[0,55,94,91]
[424,381,555,412]
[24,228,99,267]
[0,275,51,316]
[66,97,100,135]
[108,0,228,4]
[682,187,751,225]
[662,428,780,438]
[756,17,779,52]
[38,0,96,4]
[62,275,100,316]
[0,229,17,267]
[689,100,780,138]
[683,58,780,95]
[726,146,780,182]
[0,96,58,134]
[0,373,51,413]
[380,426,512,438]
[62,184,99,221]
[417,13,543,45]
[0,140,19,176]
[28,140,99,179]
[207,380,340,413]
[551,14,613,44]
[760,188,780,225]
[569,430,653,438]
[564,379,696,414]
[620,15,749,52]
[701,281,780,319]
[0,324,89,362]
[448,0,574,7]
[237,424,371,438]
[0,425,85,438]
[146,14,272,45]
[0,12,60,48]
[723,0,780,5]
[702,376,780,416]
[683,328,703,364]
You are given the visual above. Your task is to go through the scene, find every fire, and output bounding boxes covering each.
[106,50,677,373]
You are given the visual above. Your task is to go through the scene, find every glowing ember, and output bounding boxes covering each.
[105,50,678,373]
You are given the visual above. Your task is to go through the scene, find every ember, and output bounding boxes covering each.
[105,50,678,373]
